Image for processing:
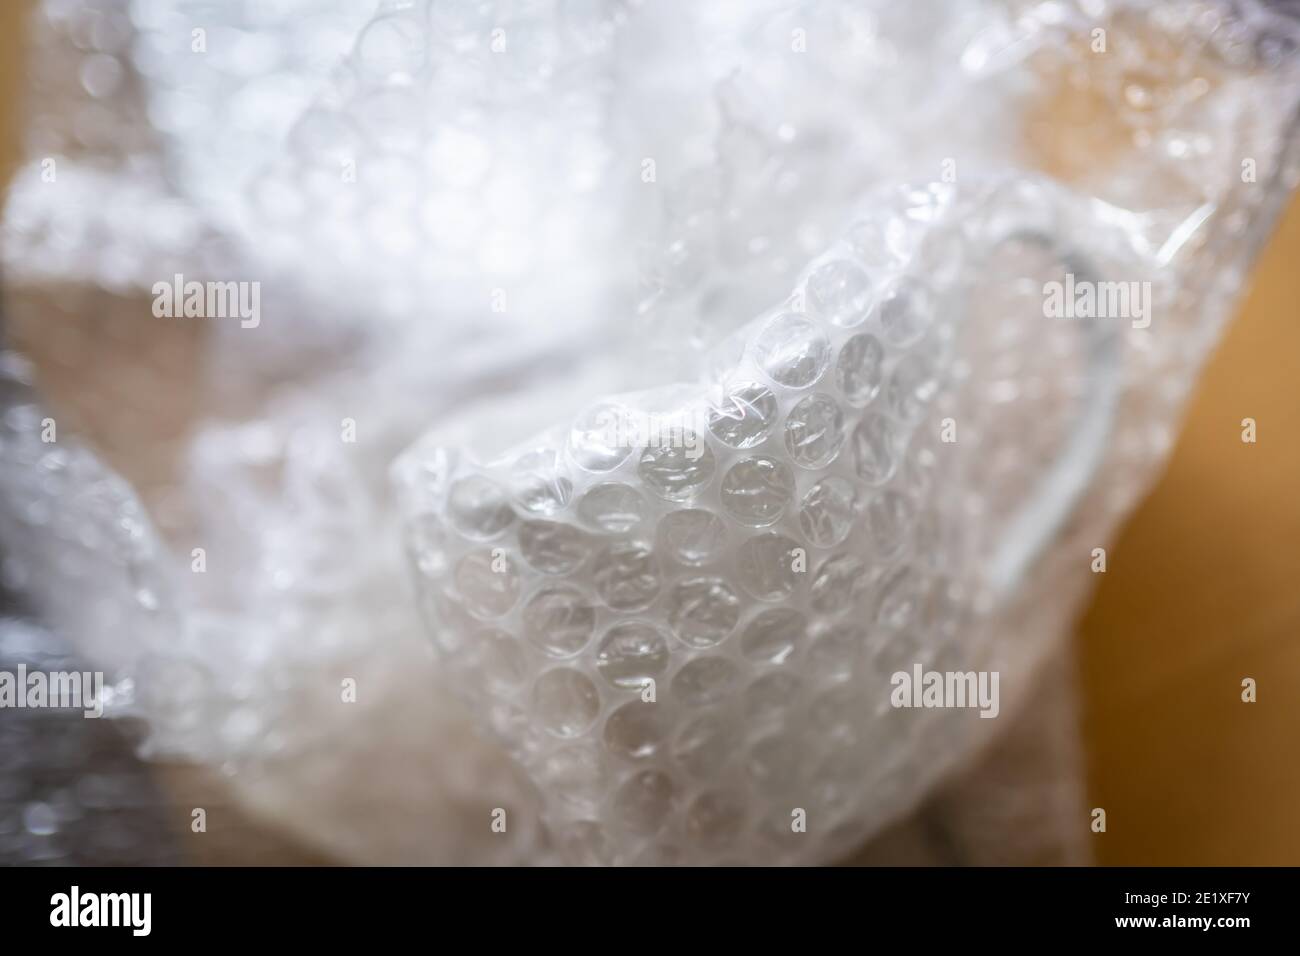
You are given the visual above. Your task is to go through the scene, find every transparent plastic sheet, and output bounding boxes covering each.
[0,0,1297,864]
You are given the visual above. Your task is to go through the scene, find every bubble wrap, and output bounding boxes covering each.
[392,179,1140,863]
[1,0,1298,864]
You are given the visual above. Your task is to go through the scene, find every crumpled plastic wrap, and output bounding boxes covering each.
[1,0,1297,864]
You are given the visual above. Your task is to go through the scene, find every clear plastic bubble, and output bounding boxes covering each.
[810,553,871,617]
[671,656,741,707]
[532,668,601,738]
[510,448,573,516]
[851,412,898,485]
[783,393,846,469]
[736,533,801,600]
[864,489,915,560]
[834,333,885,407]
[406,513,453,579]
[80,53,125,99]
[521,585,596,657]
[706,380,778,449]
[592,540,661,610]
[667,577,741,648]
[612,770,676,835]
[752,313,831,389]
[541,743,607,814]
[739,608,807,664]
[877,277,935,346]
[471,627,529,692]
[517,520,591,575]
[807,622,862,682]
[874,564,925,633]
[637,432,716,502]
[656,509,728,566]
[454,550,520,618]
[672,711,737,779]
[720,456,795,526]
[577,482,647,533]
[886,353,941,422]
[447,475,515,539]
[798,476,860,547]
[809,686,867,750]
[744,671,804,726]
[684,790,746,850]
[356,12,428,81]
[849,207,919,269]
[805,259,873,328]
[569,402,636,473]
[746,734,806,788]
[594,622,671,689]
[555,821,615,866]
[604,700,668,760]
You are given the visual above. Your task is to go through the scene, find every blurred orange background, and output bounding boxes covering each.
[1,2,1296,865]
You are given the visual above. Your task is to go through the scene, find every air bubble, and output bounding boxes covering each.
[684,790,747,850]
[518,520,590,575]
[836,334,885,406]
[667,577,741,648]
[454,550,520,618]
[673,711,737,778]
[356,13,428,81]
[878,277,935,346]
[604,701,668,760]
[592,540,661,610]
[612,770,676,835]
[577,482,647,533]
[805,259,873,327]
[851,413,898,485]
[745,672,804,725]
[886,353,941,422]
[706,381,777,449]
[807,622,862,682]
[752,313,830,389]
[864,490,914,560]
[720,456,794,527]
[594,622,671,689]
[746,735,806,788]
[541,744,607,813]
[798,476,859,548]
[569,402,635,473]
[740,608,807,664]
[657,509,728,566]
[471,628,529,691]
[510,449,573,516]
[810,554,871,617]
[736,533,801,600]
[532,668,601,738]
[522,586,596,657]
[638,432,716,502]
[783,393,846,469]
[447,476,514,539]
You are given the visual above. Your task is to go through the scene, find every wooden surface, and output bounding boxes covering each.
[1079,194,1300,865]
[0,2,20,191]
[0,2,1296,865]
